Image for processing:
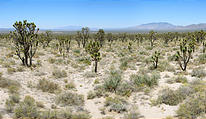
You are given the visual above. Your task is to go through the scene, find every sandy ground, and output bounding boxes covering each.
[0,40,205,119]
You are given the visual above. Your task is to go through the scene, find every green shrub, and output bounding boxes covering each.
[175,76,188,83]
[116,82,133,97]
[156,86,194,106]
[36,101,45,108]
[40,110,58,119]
[87,91,96,99]
[77,57,91,65]
[105,97,128,113]
[103,70,122,92]
[52,69,67,78]
[0,77,20,92]
[130,72,159,88]
[124,111,142,119]
[9,94,20,103]
[156,88,180,105]
[191,68,206,78]
[37,78,60,93]
[198,54,206,64]
[176,92,206,119]
[56,92,84,106]
[5,99,15,112]
[71,112,91,119]
[167,54,177,61]
[65,81,75,89]
[119,58,129,70]
[83,71,96,78]
[48,57,56,64]
[7,67,16,74]
[14,96,39,118]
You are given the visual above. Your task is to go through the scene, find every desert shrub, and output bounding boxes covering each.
[36,101,45,108]
[8,85,20,94]
[71,112,91,119]
[57,108,72,119]
[7,67,16,74]
[16,66,24,72]
[83,71,96,78]
[198,54,206,64]
[93,85,106,98]
[124,111,141,119]
[65,81,75,89]
[119,58,129,70]
[40,110,58,119]
[156,86,194,106]
[77,57,91,65]
[87,91,96,99]
[48,57,56,64]
[0,77,20,92]
[105,97,128,113]
[156,88,180,105]
[167,54,177,61]
[116,81,133,97]
[56,92,84,106]
[103,70,122,92]
[175,76,188,83]
[130,72,159,89]
[176,92,206,119]
[37,78,60,93]
[9,94,20,103]
[158,61,175,72]
[14,96,39,118]
[191,68,206,78]
[52,69,67,78]
[5,99,15,112]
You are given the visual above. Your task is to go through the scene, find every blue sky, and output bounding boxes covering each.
[0,0,205,28]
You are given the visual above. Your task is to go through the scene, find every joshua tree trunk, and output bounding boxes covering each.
[95,60,98,73]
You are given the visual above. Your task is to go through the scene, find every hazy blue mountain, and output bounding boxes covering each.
[1,22,206,33]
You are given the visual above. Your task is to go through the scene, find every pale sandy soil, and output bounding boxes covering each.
[0,39,205,119]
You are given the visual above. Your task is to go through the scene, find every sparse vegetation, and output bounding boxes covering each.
[56,92,84,106]
[37,78,60,93]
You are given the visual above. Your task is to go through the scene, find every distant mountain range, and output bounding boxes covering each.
[1,22,206,33]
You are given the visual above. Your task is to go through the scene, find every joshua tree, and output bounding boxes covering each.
[107,33,113,47]
[176,38,193,71]
[81,27,90,48]
[75,31,81,47]
[128,42,132,53]
[44,30,53,47]
[96,29,105,47]
[149,30,156,47]
[10,20,39,67]
[203,42,206,53]
[86,40,101,73]
[119,33,127,42]
[56,35,71,58]
[135,34,143,46]
[151,51,160,69]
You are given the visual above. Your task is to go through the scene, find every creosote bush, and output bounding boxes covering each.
[156,86,194,106]
[130,72,160,89]
[105,96,128,113]
[37,78,60,93]
[103,70,122,92]
[56,91,84,106]
[191,67,206,78]
[14,96,39,118]
[52,69,67,78]
[176,91,206,119]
